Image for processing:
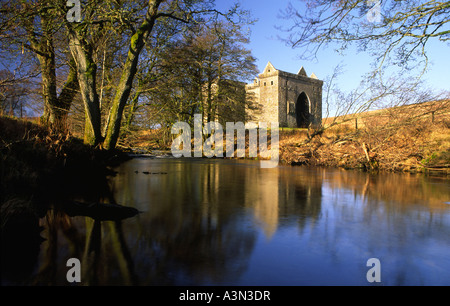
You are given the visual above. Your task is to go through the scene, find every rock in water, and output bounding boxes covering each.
[62,201,141,221]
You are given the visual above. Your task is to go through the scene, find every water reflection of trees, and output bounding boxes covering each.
[278,167,324,233]
[1,162,140,286]
[325,170,449,209]
[1,199,44,284]
[9,158,447,286]
[112,160,326,285]
[117,161,449,286]
[315,169,450,285]
[114,160,257,285]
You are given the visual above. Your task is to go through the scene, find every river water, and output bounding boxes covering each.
[4,157,450,286]
[107,158,450,286]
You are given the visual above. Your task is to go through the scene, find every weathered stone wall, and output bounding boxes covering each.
[246,62,323,128]
[279,72,323,127]
[246,65,280,124]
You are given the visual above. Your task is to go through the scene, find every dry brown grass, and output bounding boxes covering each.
[119,100,450,174]
[280,100,450,173]
[118,128,172,152]
[323,100,450,133]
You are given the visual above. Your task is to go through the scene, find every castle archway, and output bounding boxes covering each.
[296,92,310,128]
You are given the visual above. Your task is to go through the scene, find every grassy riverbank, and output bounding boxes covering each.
[279,100,450,173]
[0,115,128,220]
[127,100,450,174]
[0,116,140,284]
[279,121,449,174]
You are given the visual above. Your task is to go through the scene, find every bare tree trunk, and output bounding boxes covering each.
[55,59,78,131]
[125,90,141,132]
[37,51,58,126]
[37,41,77,132]
[35,11,58,127]
[68,33,102,145]
[28,8,76,132]
[103,0,162,150]
[206,80,213,122]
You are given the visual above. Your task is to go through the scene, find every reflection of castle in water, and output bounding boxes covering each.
[118,159,324,284]
[113,159,324,242]
[7,157,448,286]
[243,166,323,238]
[180,160,324,239]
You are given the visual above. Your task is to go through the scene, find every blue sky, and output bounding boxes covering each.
[220,0,450,95]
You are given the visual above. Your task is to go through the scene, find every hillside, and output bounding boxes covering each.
[105,100,450,174]
[322,100,449,131]
[280,100,450,173]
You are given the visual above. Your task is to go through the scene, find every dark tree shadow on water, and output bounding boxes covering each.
[1,158,139,286]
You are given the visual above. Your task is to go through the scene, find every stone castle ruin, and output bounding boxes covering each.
[246,62,323,128]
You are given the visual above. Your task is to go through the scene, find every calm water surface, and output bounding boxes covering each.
[5,158,450,286]
[108,158,450,286]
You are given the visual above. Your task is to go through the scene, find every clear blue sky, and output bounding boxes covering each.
[219,0,450,95]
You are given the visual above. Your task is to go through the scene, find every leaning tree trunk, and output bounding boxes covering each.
[103,0,162,150]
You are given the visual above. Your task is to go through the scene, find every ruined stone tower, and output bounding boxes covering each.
[246,62,323,128]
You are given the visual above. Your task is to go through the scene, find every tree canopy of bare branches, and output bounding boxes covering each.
[281,0,450,70]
